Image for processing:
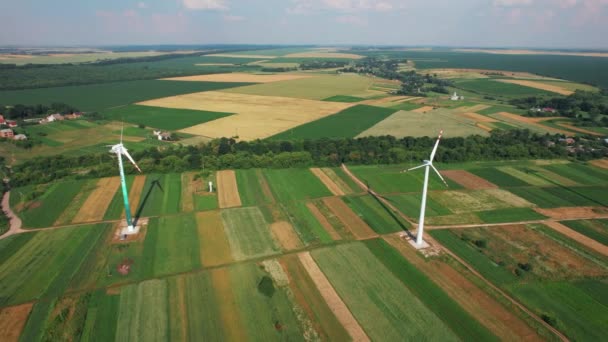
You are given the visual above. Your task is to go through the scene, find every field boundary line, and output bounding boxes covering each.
[544,221,608,256]
[297,252,370,342]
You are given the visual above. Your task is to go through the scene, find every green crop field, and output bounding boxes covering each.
[429,229,518,286]
[476,104,527,115]
[143,214,202,277]
[365,239,498,341]
[228,262,304,339]
[0,224,107,306]
[476,207,547,223]
[562,219,608,245]
[387,101,424,111]
[116,279,170,341]
[455,79,552,97]
[312,243,459,341]
[0,80,251,112]
[104,175,135,220]
[136,173,182,217]
[385,193,452,218]
[343,195,410,233]
[103,104,233,130]
[15,180,86,228]
[469,168,530,187]
[283,200,333,244]
[263,168,332,201]
[236,169,274,207]
[220,207,279,260]
[224,74,376,100]
[269,105,397,140]
[349,165,460,193]
[542,163,608,185]
[508,186,608,208]
[511,282,608,341]
[322,95,366,102]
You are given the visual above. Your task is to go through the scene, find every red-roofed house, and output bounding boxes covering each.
[7,120,17,128]
[0,129,14,138]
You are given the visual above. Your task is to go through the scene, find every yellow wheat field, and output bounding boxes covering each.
[162,73,314,83]
[138,91,354,140]
[497,79,574,95]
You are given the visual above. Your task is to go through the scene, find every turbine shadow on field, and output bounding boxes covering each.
[375,194,415,238]
[133,179,163,226]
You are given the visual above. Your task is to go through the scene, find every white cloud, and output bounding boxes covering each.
[137,2,147,9]
[223,14,244,21]
[182,0,228,10]
[335,14,367,25]
[288,0,395,14]
[493,0,532,6]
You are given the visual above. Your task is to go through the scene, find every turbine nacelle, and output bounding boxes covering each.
[109,143,142,173]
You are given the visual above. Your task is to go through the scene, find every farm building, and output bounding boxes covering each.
[64,112,83,120]
[153,130,173,141]
[450,92,464,101]
[0,114,5,124]
[0,129,14,138]
[13,134,27,140]
[7,120,17,127]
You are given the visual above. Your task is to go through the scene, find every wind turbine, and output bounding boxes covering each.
[403,130,448,247]
[110,128,142,234]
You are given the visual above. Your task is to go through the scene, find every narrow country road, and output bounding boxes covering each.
[0,191,25,239]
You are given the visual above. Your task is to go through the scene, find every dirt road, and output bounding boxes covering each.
[0,192,24,239]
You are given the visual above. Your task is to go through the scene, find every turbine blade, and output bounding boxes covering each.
[404,164,427,172]
[122,149,142,173]
[429,130,444,162]
[430,164,448,187]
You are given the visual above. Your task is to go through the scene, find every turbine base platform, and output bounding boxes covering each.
[400,232,430,250]
[115,218,149,241]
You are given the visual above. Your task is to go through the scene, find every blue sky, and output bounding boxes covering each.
[0,0,607,48]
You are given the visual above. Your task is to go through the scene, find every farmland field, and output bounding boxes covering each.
[312,243,459,341]
[103,104,233,130]
[269,105,397,140]
[0,80,252,112]
[220,207,279,260]
[561,219,608,245]
[136,174,182,217]
[263,168,332,201]
[343,195,410,233]
[455,79,552,97]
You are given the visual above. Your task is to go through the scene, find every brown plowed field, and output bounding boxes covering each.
[544,221,608,256]
[498,80,573,95]
[162,73,313,83]
[323,197,377,240]
[217,170,242,208]
[297,252,370,342]
[383,234,542,341]
[125,175,146,218]
[270,221,303,250]
[321,168,354,194]
[461,112,497,122]
[211,268,248,341]
[180,173,195,212]
[196,211,233,267]
[442,170,498,189]
[72,177,121,223]
[412,106,434,113]
[557,123,602,136]
[535,206,608,220]
[310,168,345,196]
[476,123,493,132]
[306,202,341,240]
[590,159,608,169]
[0,303,34,342]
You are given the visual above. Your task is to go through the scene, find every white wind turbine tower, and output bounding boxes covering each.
[110,128,142,234]
[403,130,448,247]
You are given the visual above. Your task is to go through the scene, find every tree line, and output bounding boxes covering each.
[1,103,79,120]
[10,129,607,188]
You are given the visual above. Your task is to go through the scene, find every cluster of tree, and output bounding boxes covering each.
[2,103,79,120]
[339,58,402,80]
[91,52,206,66]
[511,90,608,127]
[261,67,298,72]
[10,129,607,188]
[398,71,453,95]
[300,60,349,70]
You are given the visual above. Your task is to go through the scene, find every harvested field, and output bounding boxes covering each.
[162,73,313,83]
[476,123,493,132]
[180,173,195,212]
[321,168,355,194]
[217,170,241,208]
[221,207,279,260]
[305,202,341,240]
[534,206,608,220]
[495,112,571,134]
[498,79,573,95]
[72,177,120,223]
[543,221,608,256]
[460,104,491,113]
[590,159,608,169]
[208,53,276,59]
[195,211,233,267]
[442,170,498,189]
[0,303,34,342]
[270,221,303,250]
[323,197,377,240]
[210,268,247,341]
[425,68,554,80]
[297,252,370,342]
[460,112,498,122]
[483,188,534,207]
[358,109,488,138]
[283,52,364,59]
[383,234,541,341]
[310,168,344,196]
[412,106,434,113]
[139,91,352,140]
[360,95,410,106]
